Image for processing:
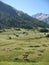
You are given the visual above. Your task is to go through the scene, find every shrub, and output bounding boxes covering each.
[39,28,49,33]
[22,32,28,34]
[38,53,42,56]
[15,28,21,31]
[14,48,21,50]
[22,32,26,34]
[29,46,34,47]
[0,30,3,33]
[46,34,49,38]
[29,45,40,48]
[14,57,19,61]
[38,49,45,53]
[8,36,12,39]
[15,34,19,37]
[42,44,48,47]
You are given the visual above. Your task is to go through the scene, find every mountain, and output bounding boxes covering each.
[0,1,49,29]
[33,13,49,23]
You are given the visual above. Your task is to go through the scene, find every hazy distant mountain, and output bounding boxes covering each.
[33,13,49,23]
[0,1,49,29]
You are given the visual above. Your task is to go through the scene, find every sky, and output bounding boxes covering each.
[1,0,49,15]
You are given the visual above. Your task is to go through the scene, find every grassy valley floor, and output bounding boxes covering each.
[0,28,49,65]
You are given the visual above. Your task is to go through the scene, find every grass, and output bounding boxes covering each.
[0,62,49,65]
[0,28,49,64]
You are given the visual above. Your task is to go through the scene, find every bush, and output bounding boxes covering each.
[46,34,49,37]
[29,45,40,48]
[8,36,12,39]
[22,32,28,35]
[0,30,3,33]
[15,28,21,31]
[14,48,21,50]
[38,53,42,56]
[39,28,49,33]
[42,44,48,47]
[15,34,19,37]
[14,57,20,61]
[38,49,45,53]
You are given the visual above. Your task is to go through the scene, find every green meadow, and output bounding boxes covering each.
[0,28,49,65]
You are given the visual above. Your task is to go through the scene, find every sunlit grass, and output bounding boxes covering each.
[0,28,49,64]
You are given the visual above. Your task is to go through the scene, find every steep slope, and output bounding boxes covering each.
[33,13,49,23]
[0,1,49,29]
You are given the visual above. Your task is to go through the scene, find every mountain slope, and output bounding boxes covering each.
[0,1,49,29]
[33,13,49,23]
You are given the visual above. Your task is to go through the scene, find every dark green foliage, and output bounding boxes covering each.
[39,28,49,33]
[22,32,26,34]
[0,30,3,33]
[15,34,19,37]
[38,53,42,56]
[46,34,49,37]
[42,44,48,47]
[14,48,21,50]
[15,28,21,31]
[22,32,28,35]
[8,36,12,39]
[38,49,45,53]
[29,45,40,48]
[14,57,20,61]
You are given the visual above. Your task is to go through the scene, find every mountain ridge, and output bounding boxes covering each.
[33,13,49,23]
[0,1,49,29]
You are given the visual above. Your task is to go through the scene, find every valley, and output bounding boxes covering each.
[0,28,49,65]
[0,1,49,65]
